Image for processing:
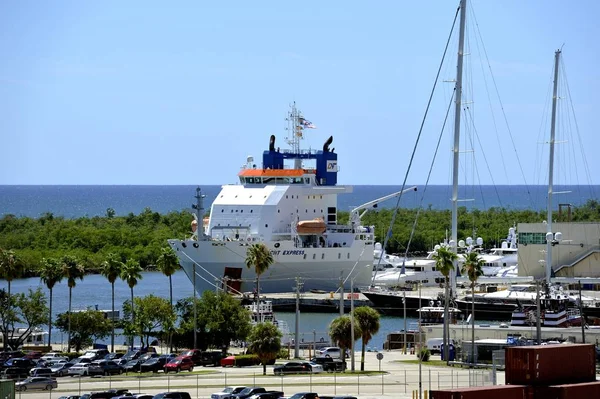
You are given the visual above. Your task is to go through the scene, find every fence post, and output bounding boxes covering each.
[138,375,141,393]
[404,370,407,393]
[197,374,199,399]
[167,373,170,391]
[437,372,440,390]
[225,371,227,387]
[428,369,431,393]
[381,371,384,395]
[281,374,284,392]
[357,373,360,395]
[79,375,81,394]
[310,372,312,392]
[451,369,454,388]
[254,372,256,387]
[334,370,337,395]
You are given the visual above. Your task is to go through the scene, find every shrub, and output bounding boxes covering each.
[234,354,261,367]
[277,348,289,360]
[417,348,431,362]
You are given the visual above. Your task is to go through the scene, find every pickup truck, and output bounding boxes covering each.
[231,387,267,399]
[310,357,346,372]
[1,358,36,379]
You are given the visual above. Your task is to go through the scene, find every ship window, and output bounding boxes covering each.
[303,254,307,260]
[221,209,224,212]
[241,210,243,213]
[249,195,252,198]
[278,210,280,213]
[265,224,268,228]
[313,254,316,260]
[321,209,323,213]
[236,210,238,212]
[306,210,308,213]
[347,253,350,259]
[320,196,322,199]
[231,210,233,213]
[328,207,336,213]
[321,253,325,259]
[313,209,316,213]
[235,195,238,198]
[251,210,253,213]
[338,253,341,259]
[286,195,288,199]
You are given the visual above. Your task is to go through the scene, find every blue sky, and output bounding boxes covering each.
[1,0,599,185]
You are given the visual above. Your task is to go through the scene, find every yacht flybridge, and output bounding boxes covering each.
[168,104,416,294]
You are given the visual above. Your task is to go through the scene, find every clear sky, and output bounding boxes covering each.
[1,0,598,186]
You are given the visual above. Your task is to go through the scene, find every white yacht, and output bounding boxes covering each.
[168,104,416,294]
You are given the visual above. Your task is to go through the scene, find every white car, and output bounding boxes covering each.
[307,362,324,373]
[67,363,90,376]
[210,386,246,399]
[317,347,342,359]
[41,353,68,362]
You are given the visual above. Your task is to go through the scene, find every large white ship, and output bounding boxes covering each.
[168,104,416,295]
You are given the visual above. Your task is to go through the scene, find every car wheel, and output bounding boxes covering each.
[21,387,27,392]
[189,366,193,372]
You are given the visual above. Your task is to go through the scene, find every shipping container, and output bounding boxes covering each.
[430,385,528,399]
[0,379,15,399]
[505,344,596,385]
[533,381,600,399]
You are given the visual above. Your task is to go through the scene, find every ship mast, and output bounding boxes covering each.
[285,102,304,169]
[450,0,467,296]
[545,49,561,285]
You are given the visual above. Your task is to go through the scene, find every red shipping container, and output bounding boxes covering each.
[505,344,596,385]
[430,385,528,399]
[533,381,600,399]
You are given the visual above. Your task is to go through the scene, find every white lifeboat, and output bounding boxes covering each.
[296,218,326,235]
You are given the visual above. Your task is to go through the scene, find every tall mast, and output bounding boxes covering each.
[546,49,561,285]
[450,0,467,295]
[285,102,303,169]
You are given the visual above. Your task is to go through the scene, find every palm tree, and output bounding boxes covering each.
[244,243,274,311]
[61,255,85,351]
[100,253,124,353]
[353,306,380,371]
[328,315,360,368]
[156,247,179,351]
[156,247,179,308]
[247,322,282,375]
[0,248,22,297]
[121,259,143,350]
[432,246,458,363]
[39,257,63,349]
[462,251,484,364]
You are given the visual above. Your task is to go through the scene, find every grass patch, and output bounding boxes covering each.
[395,359,449,367]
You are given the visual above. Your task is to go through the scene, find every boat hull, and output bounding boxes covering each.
[168,238,373,294]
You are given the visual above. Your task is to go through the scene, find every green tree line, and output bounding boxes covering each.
[2,200,600,275]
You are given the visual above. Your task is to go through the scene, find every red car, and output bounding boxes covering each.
[164,356,194,373]
[220,356,236,367]
[179,349,202,365]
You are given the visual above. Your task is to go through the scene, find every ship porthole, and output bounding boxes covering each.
[182,242,187,248]
[193,243,199,248]
[274,243,280,248]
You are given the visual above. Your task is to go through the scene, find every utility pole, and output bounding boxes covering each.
[294,277,303,358]
[350,277,355,371]
[418,282,422,399]
[536,280,542,345]
[193,263,197,349]
[403,291,407,355]
[580,280,586,343]
[339,272,344,316]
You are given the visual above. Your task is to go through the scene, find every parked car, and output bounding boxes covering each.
[15,377,58,391]
[68,363,90,376]
[286,394,319,399]
[24,351,43,360]
[199,351,225,367]
[249,392,284,399]
[50,362,72,377]
[88,360,124,376]
[29,367,54,377]
[140,355,173,373]
[164,357,194,373]
[317,347,341,359]
[41,353,68,362]
[71,357,93,364]
[58,396,80,399]
[310,357,346,372]
[211,386,247,399]
[231,388,266,399]
[1,358,37,378]
[85,389,129,399]
[179,349,202,365]
[273,362,312,375]
[220,356,236,367]
[124,359,145,373]
[152,392,192,399]
[114,395,153,399]
[319,396,357,399]
[81,349,110,361]
[104,353,124,360]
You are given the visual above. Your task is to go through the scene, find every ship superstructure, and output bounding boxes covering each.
[168,104,416,294]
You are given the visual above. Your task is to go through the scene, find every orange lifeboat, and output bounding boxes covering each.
[297,218,326,235]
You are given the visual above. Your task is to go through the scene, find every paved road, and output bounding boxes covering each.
[14,351,504,399]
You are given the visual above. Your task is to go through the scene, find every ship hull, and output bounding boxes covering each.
[169,238,373,294]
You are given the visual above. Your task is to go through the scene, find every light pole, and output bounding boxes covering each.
[350,277,355,371]
[418,282,422,399]
[403,291,407,355]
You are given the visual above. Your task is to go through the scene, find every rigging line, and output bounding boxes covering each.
[464,106,503,209]
[397,91,456,285]
[469,1,534,209]
[179,251,238,294]
[560,58,595,197]
[468,4,510,189]
[372,3,461,282]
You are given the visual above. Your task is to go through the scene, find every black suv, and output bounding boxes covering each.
[199,351,225,367]
[232,388,266,399]
[1,358,36,378]
[310,357,346,372]
[152,393,192,399]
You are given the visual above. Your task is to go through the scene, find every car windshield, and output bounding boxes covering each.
[288,394,310,399]
[126,360,138,365]
[221,388,233,393]
[239,388,253,395]
[21,378,34,383]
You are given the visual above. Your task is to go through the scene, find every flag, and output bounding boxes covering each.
[302,119,316,129]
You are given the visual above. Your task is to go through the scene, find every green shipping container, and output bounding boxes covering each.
[0,379,15,399]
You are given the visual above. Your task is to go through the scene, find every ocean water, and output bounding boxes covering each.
[1,185,598,219]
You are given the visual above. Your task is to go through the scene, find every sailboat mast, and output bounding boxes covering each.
[546,49,561,285]
[450,0,467,295]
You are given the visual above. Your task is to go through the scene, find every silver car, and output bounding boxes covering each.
[67,363,90,376]
[16,377,58,391]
